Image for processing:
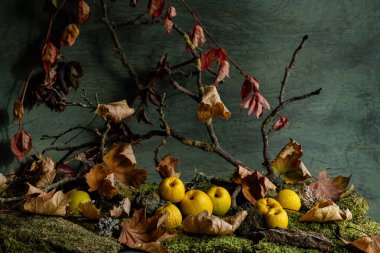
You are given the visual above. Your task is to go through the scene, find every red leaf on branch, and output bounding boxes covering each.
[241,76,259,101]
[42,42,59,73]
[163,5,176,34]
[61,24,80,47]
[272,116,288,131]
[241,91,270,118]
[11,129,32,161]
[214,60,230,86]
[148,0,165,17]
[190,24,206,48]
[77,0,90,23]
[200,48,227,72]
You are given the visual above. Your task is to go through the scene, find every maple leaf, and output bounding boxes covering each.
[272,116,289,131]
[13,99,24,124]
[11,129,32,161]
[119,208,177,253]
[299,199,352,222]
[350,235,380,253]
[200,48,227,72]
[197,86,231,123]
[77,0,90,23]
[23,190,70,216]
[155,154,180,179]
[271,139,311,184]
[61,24,80,47]
[233,166,276,205]
[86,164,113,192]
[163,5,176,34]
[95,100,135,123]
[308,170,351,201]
[33,154,57,188]
[182,210,247,235]
[190,24,206,49]
[42,42,59,73]
[214,60,230,86]
[148,0,165,17]
[78,201,102,219]
[0,173,8,193]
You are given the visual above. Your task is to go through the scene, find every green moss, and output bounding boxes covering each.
[339,218,380,240]
[336,192,369,218]
[0,212,122,253]
[253,242,320,253]
[163,235,254,253]
[189,181,215,192]
[137,182,159,193]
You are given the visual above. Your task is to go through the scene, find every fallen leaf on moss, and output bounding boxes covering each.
[23,190,70,216]
[110,198,131,217]
[34,155,56,188]
[0,173,8,193]
[78,201,102,219]
[299,199,352,222]
[183,210,247,235]
[308,170,351,201]
[350,235,380,253]
[96,100,135,123]
[61,24,80,47]
[233,165,276,205]
[11,129,32,161]
[271,139,311,184]
[155,154,180,179]
[119,208,177,252]
[197,86,231,123]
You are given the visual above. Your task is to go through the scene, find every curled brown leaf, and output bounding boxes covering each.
[155,154,180,179]
[299,199,352,223]
[95,100,135,123]
[11,129,32,161]
[23,190,70,216]
[78,201,102,219]
[351,235,380,253]
[197,86,231,123]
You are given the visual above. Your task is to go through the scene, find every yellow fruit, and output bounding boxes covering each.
[69,190,91,215]
[275,189,301,212]
[158,177,185,203]
[265,206,288,229]
[156,203,182,229]
[256,197,282,215]
[207,186,231,216]
[180,190,213,216]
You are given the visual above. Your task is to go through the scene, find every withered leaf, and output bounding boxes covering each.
[61,24,80,47]
[86,164,113,192]
[35,155,56,188]
[148,0,165,17]
[42,42,59,73]
[214,60,230,86]
[136,109,153,126]
[13,99,24,123]
[200,48,227,72]
[96,100,135,123]
[119,208,177,253]
[23,190,70,216]
[0,173,8,193]
[77,0,90,23]
[299,199,352,223]
[271,139,311,184]
[233,166,276,205]
[25,183,46,199]
[155,154,180,179]
[163,5,176,34]
[183,210,247,235]
[110,198,131,218]
[78,201,102,219]
[190,24,206,49]
[11,129,32,161]
[197,86,231,123]
[351,235,380,253]
[272,116,288,131]
[308,170,351,201]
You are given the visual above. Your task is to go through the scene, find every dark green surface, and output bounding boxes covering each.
[0,1,379,221]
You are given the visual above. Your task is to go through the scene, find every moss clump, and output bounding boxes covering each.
[137,182,159,194]
[336,192,369,218]
[253,242,320,253]
[163,235,254,253]
[0,212,122,253]
[339,219,380,240]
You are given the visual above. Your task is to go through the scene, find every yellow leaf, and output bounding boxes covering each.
[197,86,231,123]
[23,190,70,216]
[61,24,80,47]
[182,210,247,235]
[95,100,135,123]
[299,199,352,222]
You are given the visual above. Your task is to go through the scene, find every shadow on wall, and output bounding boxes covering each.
[0,108,14,169]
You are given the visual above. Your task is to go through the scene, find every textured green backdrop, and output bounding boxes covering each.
[0,1,379,221]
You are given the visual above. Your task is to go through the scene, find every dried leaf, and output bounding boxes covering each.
[56,163,75,177]
[13,99,24,123]
[148,0,165,17]
[96,100,135,123]
[119,208,177,253]
[78,201,102,219]
[183,210,247,235]
[197,86,231,123]
[272,116,288,131]
[61,24,80,47]
[271,139,311,184]
[299,199,352,222]
[200,48,227,72]
[110,198,131,217]
[23,190,70,216]
[136,109,153,126]
[308,170,351,201]
[77,0,90,23]
[42,42,59,73]
[155,154,180,179]
[233,166,276,205]
[25,183,46,198]
[214,60,230,86]
[241,76,259,101]
[149,89,162,106]
[11,129,32,161]
[98,177,118,198]
[86,164,113,192]
[241,91,270,118]
[190,24,206,48]
[163,6,176,34]
[351,235,380,253]
[35,155,56,188]
[0,173,8,193]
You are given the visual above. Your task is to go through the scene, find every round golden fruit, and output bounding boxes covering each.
[156,203,182,229]
[158,177,185,203]
[180,190,213,216]
[256,197,282,215]
[265,206,288,229]
[207,186,231,216]
[275,189,301,212]
[69,190,91,215]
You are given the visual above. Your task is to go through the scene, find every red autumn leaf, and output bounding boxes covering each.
[56,163,75,177]
[148,0,165,17]
[42,42,59,73]
[77,0,90,23]
[200,48,227,72]
[241,91,270,118]
[241,75,259,101]
[214,60,230,86]
[163,5,176,34]
[61,24,80,47]
[308,170,351,201]
[351,235,380,253]
[272,116,288,131]
[11,129,32,161]
[190,24,206,49]
[155,154,180,179]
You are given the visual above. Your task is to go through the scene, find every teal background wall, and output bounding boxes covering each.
[1,1,379,221]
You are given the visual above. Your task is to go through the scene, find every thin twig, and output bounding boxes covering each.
[231,185,242,210]
[170,80,199,102]
[154,137,168,166]
[41,125,98,145]
[100,122,111,157]
[110,13,149,27]
[42,142,97,154]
